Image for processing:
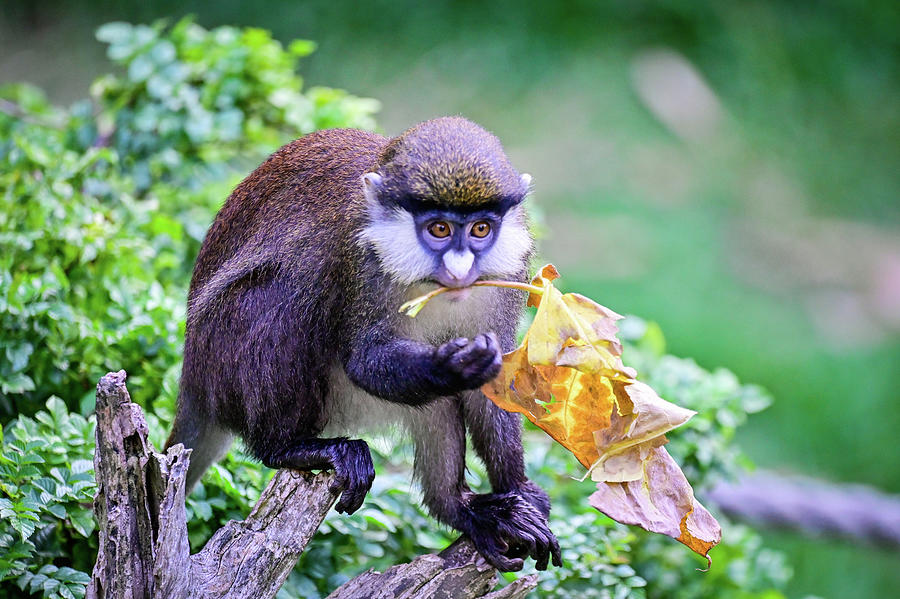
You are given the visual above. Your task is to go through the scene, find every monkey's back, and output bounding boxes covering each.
[190,128,388,297]
[181,129,390,456]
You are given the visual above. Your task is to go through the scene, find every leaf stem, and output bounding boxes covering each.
[471,280,544,294]
[399,280,544,317]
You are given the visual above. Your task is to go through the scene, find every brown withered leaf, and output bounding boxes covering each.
[479,264,721,562]
[590,380,695,482]
[589,446,722,564]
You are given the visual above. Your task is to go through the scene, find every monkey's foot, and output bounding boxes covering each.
[459,492,562,572]
[263,438,375,515]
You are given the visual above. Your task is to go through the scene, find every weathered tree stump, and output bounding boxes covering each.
[86,371,537,599]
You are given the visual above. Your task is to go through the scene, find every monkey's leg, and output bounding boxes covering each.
[261,438,375,514]
[410,399,559,572]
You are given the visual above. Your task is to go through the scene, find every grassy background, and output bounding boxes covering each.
[3,1,899,596]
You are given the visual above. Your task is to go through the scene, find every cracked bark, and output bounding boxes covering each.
[86,371,537,599]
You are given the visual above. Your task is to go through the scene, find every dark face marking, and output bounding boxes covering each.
[415,209,502,253]
[412,208,504,287]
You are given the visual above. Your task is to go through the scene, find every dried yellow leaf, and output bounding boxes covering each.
[403,263,721,561]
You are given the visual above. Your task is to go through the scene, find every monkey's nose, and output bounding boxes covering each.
[442,250,475,283]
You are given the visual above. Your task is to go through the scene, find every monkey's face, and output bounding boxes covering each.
[413,209,502,288]
[360,172,533,288]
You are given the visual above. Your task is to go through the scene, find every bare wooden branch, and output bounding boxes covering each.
[328,539,537,599]
[150,445,191,599]
[86,370,535,599]
[88,370,157,599]
[190,470,337,598]
[709,471,900,548]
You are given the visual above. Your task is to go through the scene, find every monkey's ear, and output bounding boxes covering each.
[520,173,533,195]
[363,172,384,205]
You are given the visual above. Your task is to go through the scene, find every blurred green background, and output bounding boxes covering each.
[2,1,898,597]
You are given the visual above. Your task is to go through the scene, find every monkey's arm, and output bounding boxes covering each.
[461,391,551,515]
[410,397,560,572]
[344,329,502,405]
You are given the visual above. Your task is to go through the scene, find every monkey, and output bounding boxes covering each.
[165,116,561,572]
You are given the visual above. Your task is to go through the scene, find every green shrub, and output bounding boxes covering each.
[1,18,789,599]
[0,398,95,598]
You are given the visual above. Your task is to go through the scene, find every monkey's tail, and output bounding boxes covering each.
[164,391,234,491]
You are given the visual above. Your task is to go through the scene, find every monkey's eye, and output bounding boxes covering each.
[470,221,492,238]
[427,221,452,239]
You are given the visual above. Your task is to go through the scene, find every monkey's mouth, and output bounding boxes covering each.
[420,279,475,302]
[443,287,473,302]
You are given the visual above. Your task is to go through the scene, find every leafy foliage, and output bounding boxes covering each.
[1,18,787,599]
[91,20,377,190]
[0,398,95,598]
[0,17,377,598]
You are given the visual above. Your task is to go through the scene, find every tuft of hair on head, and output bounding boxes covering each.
[373,117,529,211]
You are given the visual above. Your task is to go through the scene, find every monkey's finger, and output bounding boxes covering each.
[330,472,348,509]
[534,543,550,571]
[478,332,501,355]
[337,461,374,514]
[512,520,550,564]
[487,551,524,573]
[509,535,537,563]
[452,341,499,370]
[507,511,556,570]
[459,351,500,380]
[525,530,551,569]
[479,349,503,376]
[436,337,470,362]
[484,331,500,350]
[545,531,562,568]
[335,482,367,514]
[329,472,349,496]
[461,336,495,360]
[536,531,560,570]
[335,494,353,514]
[471,532,521,572]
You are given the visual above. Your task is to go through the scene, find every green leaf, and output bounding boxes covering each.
[95,22,133,45]
[0,497,14,516]
[5,342,34,373]
[11,516,36,541]
[288,39,317,57]
[1,372,36,394]
[45,396,69,426]
[47,503,67,520]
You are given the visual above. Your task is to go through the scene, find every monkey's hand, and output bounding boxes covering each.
[434,333,502,392]
[459,492,562,572]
